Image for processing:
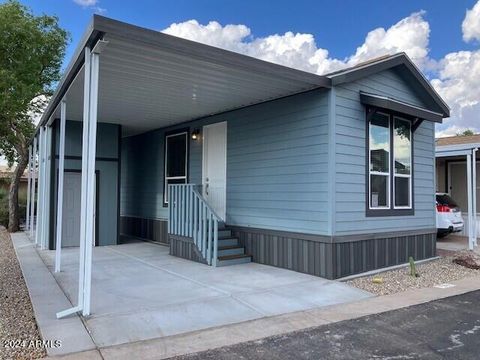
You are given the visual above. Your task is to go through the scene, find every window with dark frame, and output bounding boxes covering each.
[367,109,413,216]
[164,131,188,205]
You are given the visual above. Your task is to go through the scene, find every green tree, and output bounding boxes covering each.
[456,129,476,136]
[0,0,68,232]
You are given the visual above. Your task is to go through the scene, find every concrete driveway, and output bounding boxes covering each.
[37,241,371,348]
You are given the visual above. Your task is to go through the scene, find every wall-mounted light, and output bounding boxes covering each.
[191,129,200,140]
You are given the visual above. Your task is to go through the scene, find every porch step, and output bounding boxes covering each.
[218,229,232,238]
[217,238,238,247]
[218,245,245,257]
[217,254,252,267]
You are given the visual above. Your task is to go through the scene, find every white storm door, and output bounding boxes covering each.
[202,121,227,221]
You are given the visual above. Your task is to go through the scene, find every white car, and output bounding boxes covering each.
[436,193,464,237]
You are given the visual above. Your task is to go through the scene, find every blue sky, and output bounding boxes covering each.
[10,0,480,137]
[19,0,478,65]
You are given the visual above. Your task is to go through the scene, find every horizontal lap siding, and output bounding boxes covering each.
[334,69,436,235]
[227,89,330,235]
[121,89,330,235]
[121,130,168,219]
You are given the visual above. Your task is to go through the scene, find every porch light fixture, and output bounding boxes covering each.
[191,129,200,140]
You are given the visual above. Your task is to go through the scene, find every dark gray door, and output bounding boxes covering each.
[62,172,82,247]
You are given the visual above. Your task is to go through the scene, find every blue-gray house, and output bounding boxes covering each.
[27,15,449,307]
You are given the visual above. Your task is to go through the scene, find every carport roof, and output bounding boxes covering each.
[38,15,331,137]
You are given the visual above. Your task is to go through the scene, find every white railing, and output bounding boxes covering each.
[168,184,219,266]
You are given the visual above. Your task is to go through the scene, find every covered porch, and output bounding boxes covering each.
[23,15,331,318]
[436,140,479,250]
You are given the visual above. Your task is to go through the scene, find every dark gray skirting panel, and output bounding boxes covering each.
[169,235,207,264]
[120,216,168,244]
[230,227,436,279]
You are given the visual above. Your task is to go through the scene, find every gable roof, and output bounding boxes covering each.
[326,53,450,118]
[436,134,480,147]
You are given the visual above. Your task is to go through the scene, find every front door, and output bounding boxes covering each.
[202,121,227,220]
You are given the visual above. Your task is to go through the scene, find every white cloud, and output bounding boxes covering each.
[73,0,105,14]
[163,9,479,137]
[462,0,480,42]
[73,0,98,7]
[163,12,430,75]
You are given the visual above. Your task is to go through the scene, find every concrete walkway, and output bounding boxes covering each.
[14,231,480,359]
[11,233,96,357]
[12,232,370,356]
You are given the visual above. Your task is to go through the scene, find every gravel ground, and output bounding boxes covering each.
[346,256,480,296]
[0,226,46,360]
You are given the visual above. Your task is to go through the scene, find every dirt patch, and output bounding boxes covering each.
[0,226,45,360]
[453,250,480,270]
[347,256,480,296]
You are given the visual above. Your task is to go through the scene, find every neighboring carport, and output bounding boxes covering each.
[23,15,331,318]
[436,139,479,250]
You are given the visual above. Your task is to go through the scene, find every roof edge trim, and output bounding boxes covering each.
[328,53,450,117]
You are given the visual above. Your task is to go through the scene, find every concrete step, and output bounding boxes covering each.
[218,229,232,238]
[217,238,238,247]
[217,254,252,267]
[217,245,244,257]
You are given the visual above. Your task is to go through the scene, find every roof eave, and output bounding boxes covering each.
[328,53,450,118]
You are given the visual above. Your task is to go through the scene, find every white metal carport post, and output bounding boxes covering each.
[473,149,478,247]
[467,152,475,250]
[35,127,44,247]
[30,136,37,237]
[57,45,100,318]
[54,100,67,273]
[26,145,32,231]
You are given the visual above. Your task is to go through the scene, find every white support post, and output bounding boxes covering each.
[55,100,67,273]
[473,149,478,247]
[58,45,100,319]
[35,128,44,247]
[42,126,52,250]
[467,153,474,250]
[83,49,99,317]
[26,146,32,231]
[30,137,37,237]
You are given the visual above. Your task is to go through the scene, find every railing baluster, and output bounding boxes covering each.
[185,186,189,237]
[198,195,205,257]
[168,184,221,267]
[202,200,207,257]
[204,205,209,265]
[193,193,197,246]
[176,185,180,235]
[182,186,186,236]
[168,185,171,233]
[213,219,218,267]
[189,186,193,237]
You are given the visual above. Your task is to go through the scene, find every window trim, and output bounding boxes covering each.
[163,129,189,206]
[365,107,415,217]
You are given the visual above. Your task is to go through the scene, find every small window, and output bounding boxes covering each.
[164,131,188,205]
[367,109,414,216]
